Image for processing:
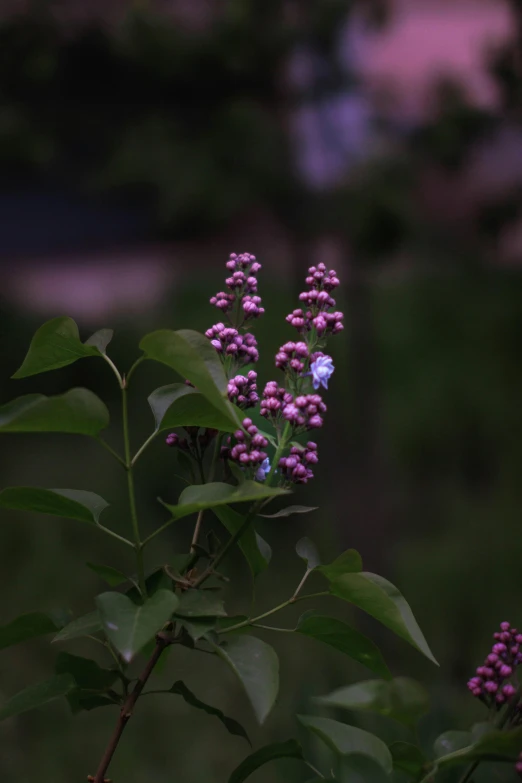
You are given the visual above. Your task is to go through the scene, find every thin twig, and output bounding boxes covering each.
[92,634,169,783]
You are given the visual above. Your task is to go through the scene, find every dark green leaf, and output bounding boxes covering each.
[229,461,246,485]
[213,505,271,577]
[126,569,173,604]
[328,572,437,664]
[318,549,363,579]
[260,505,318,518]
[181,618,218,641]
[297,616,391,679]
[338,754,391,783]
[96,589,178,662]
[433,731,472,759]
[228,740,304,783]
[389,742,427,776]
[211,635,279,724]
[298,715,393,775]
[175,590,226,618]
[52,611,103,642]
[435,727,522,767]
[140,329,240,426]
[84,328,113,354]
[149,383,239,433]
[315,678,429,727]
[0,612,61,651]
[0,389,110,435]
[86,563,129,587]
[0,674,76,721]
[167,680,250,744]
[12,317,101,378]
[55,652,117,691]
[296,537,321,570]
[161,481,289,521]
[0,487,109,525]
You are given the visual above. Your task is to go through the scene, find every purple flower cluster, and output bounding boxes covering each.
[209,252,264,320]
[205,324,259,365]
[516,752,522,779]
[227,371,259,409]
[467,621,522,706]
[286,263,343,337]
[278,443,318,484]
[221,418,268,475]
[281,394,326,429]
[275,341,309,373]
[260,383,326,430]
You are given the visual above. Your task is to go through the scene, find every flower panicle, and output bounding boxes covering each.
[467,621,522,708]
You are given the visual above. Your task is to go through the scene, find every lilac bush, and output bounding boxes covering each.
[0,252,517,782]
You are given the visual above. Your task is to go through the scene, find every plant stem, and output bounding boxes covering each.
[96,524,134,548]
[131,431,158,466]
[92,635,168,783]
[218,591,329,634]
[102,354,124,388]
[190,509,205,553]
[126,355,146,384]
[141,516,175,547]
[192,423,292,587]
[191,502,261,588]
[121,382,146,597]
[97,438,127,468]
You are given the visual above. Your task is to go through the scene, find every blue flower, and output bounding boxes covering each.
[310,354,334,390]
[255,457,271,481]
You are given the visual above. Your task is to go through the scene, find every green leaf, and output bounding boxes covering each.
[12,317,103,378]
[318,549,363,579]
[338,754,391,783]
[55,652,117,691]
[161,481,289,521]
[0,612,63,651]
[296,616,391,679]
[86,563,130,587]
[298,715,393,776]
[175,590,226,618]
[228,740,304,783]
[211,635,279,724]
[296,537,321,570]
[52,611,103,642]
[126,569,173,605]
[167,680,250,744]
[389,742,427,776]
[181,618,218,641]
[213,505,271,578]
[84,328,113,354]
[140,329,240,426]
[96,590,178,662]
[446,727,522,764]
[433,730,472,759]
[0,488,109,525]
[315,678,429,727]
[327,572,437,664]
[259,505,318,518]
[0,674,76,721]
[149,383,240,433]
[431,727,522,769]
[0,389,110,435]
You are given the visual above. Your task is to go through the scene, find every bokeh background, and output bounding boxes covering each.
[1,0,522,781]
